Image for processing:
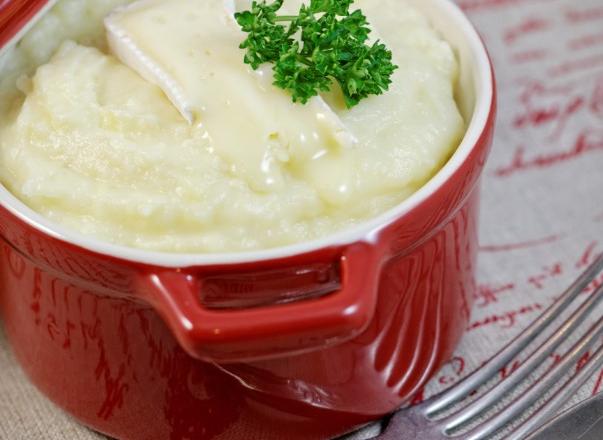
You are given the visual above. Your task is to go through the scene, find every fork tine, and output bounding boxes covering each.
[425,254,603,416]
[441,282,603,431]
[461,314,603,440]
[506,343,603,440]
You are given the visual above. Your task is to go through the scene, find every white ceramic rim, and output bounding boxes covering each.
[0,0,494,267]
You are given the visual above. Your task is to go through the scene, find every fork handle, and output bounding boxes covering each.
[525,392,603,440]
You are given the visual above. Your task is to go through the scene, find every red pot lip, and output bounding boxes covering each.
[0,0,56,52]
[0,0,495,268]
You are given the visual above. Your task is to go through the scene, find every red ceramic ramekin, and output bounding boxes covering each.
[0,1,495,439]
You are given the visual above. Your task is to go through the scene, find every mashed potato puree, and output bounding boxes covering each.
[0,0,464,253]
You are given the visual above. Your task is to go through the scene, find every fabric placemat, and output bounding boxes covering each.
[2,0,603,438]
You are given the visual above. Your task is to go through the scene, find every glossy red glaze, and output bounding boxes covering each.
[0,1,496,439]
[0,0,50,48]
[139,242,381,363]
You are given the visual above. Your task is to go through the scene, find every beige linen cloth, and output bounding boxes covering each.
[2,0,603,438]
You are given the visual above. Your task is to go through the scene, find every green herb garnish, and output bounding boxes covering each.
[234,0,398,108]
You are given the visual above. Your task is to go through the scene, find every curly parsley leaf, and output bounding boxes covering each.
[234,0,398,108]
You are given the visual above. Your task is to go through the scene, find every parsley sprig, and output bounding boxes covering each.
[234,0,398,108]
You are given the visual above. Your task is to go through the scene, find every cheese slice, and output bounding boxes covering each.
[104,0,356,191]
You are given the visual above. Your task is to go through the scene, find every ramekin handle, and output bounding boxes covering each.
[137,243,380,363]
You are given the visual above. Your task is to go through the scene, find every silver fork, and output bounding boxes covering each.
[372,254,603,440]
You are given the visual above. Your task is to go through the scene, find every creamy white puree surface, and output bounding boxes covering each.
[0,0,464,253]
